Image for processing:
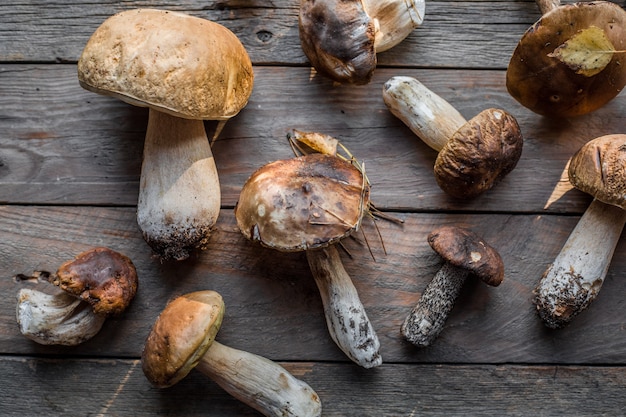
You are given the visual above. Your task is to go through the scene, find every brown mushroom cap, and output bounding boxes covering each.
[235,153,369,252]
[299,0,376,85]
[428,226,504,286]
[49,247,138,316]
[433,108,523,199]
[568,134,626,209]
[77,8,254,120]
[506,2,626,117]
[141,290,225,388]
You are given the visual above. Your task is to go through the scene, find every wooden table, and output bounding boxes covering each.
[2,1,626,415]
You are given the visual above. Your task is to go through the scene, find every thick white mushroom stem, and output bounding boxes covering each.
[306,246,382,368]
[534,199,626,329]
[382,76,467,151]
[536,0,560,15]
[16,288,106,346]
[401,262,468,347]
[195,341,322,417]
[137,109,221,261]
[364,0,425,52]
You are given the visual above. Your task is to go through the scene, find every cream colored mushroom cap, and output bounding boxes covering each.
[77,9,254,120]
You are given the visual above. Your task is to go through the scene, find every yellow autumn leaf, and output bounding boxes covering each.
[548,26,615,77]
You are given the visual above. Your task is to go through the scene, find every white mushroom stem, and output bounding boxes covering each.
[137,109,221,261]
[534,199,626,329]
[382,76,466,151]
[16,288,106,346]
[195,341,322,417]
[401,262,468,347]
[536,0,560,15]
[364,0,425,52]
[306,246,382,368]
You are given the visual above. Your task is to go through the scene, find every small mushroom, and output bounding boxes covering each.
[77,9,254,260]
[401,226,504,347]
[141,290,322,417]
[299,0,425,84]
[507,0,626,117]
[382,76,523,199]
[16,247,138,346]
[235,153,381,368]
[533,134,626,328]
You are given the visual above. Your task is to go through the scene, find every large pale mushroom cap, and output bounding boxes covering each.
[506,1,626,117]
[235,153,369,252]
[568,134,626,209]
[141,291,225,388]
[77,8,254,120]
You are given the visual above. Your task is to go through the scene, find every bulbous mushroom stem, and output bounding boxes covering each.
[16,288,106,346]
[306,246,382,368]
[196,341,322,417]
[533,199,626,328]
[364,0,425,52]
[536,0,560,15]
[137,109,221,261]
[401,262,468,347]
[382,76,466,151]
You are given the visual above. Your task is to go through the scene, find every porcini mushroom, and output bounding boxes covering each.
[401,226,504,347]
[234,153,382,368]
[299,0,425,84]
[77,9,254,260]
[382,76,523,199]
[507,1,626,117]
[533,134,626,328]
[16,247,138,346]
[141,290,322,417]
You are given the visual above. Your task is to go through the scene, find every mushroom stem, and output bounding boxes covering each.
[401,261,469,347]
[137,109,221,261]
[16,288,106,346]
[196,341,322,417]
[306,246,382,368]
[364,0,425,52]
[382,76,466,151]
[534,198,626,328]
[536,0,560,15]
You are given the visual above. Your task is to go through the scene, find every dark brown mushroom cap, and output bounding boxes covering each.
[49,247,138,316]
[141,290,225,388]
[433,108,523,199]
[568,134,626,209]
[428,226,504,286]
[299,0,376,85]
[235,153,369,252]
[506,2,626,117]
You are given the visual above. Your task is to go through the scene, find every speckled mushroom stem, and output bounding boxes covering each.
[364,0,425,52]
[536,0,560,15]
[534,199,626,329]
[137,109,221,261]
[306,246,382,368]
[196,341,322,417]
[401,261,468,347]
[382,76,466,151]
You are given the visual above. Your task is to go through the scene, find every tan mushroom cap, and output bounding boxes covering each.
[506,2,626,117]
[434,108,523,199]
[299,0,376,85]
[568,134,626,210]
[141,290,225,388]
[77,8,254,120]
[428,226,504,287]
[49,247,138,316]
[235,153,369,252]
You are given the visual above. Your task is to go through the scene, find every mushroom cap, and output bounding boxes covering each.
[428,226,504,286]
[141,290,225,388]
[299,0,376,85]
[506,2,626,117]
[235,153,369,252]
[433,108,523,199]
[77,8,254,120]
[49,247,138,316]
[568,134,626,209]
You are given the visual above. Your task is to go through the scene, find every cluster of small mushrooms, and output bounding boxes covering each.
[13,1,626,415]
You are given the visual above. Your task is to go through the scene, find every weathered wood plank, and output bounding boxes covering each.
[2,65,624,212]
[1,356,624,416]
[2,206,626,364]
